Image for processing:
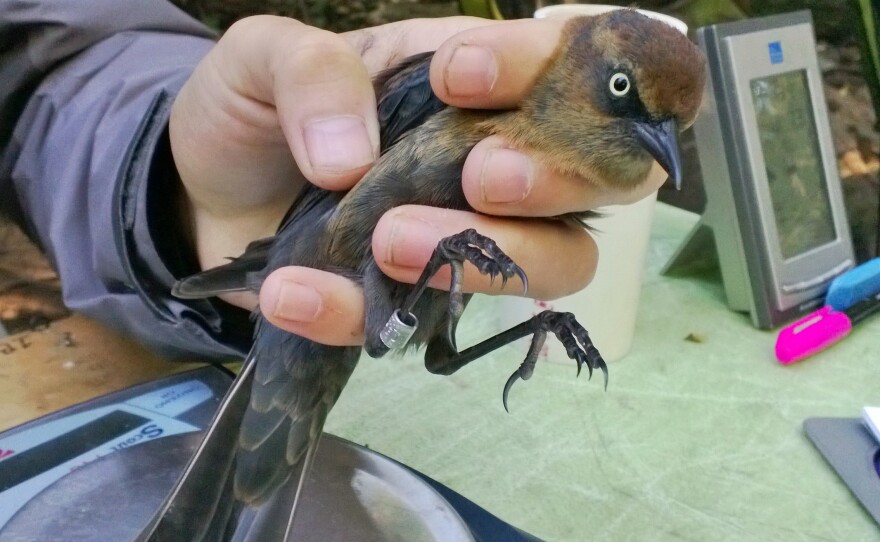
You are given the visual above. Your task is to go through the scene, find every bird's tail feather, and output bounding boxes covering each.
[230,470,305,542]
[235,413,295,503]
[229,396,341,542]
[288,402,329,535]
[233,393,334,504]
[229,334,360,540]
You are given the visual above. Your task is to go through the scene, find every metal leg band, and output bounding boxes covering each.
[379,309,418,350]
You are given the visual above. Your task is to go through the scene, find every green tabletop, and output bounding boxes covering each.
[326,202,880,541]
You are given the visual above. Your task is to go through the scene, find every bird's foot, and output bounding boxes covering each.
[503,310,606,412]
[390,229,527,352]
[434,229,527,350]
[437,229,529,292]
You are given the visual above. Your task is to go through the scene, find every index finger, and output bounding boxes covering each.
[429,19,564,109]
[341,16,498,76]
[343,18,564,109]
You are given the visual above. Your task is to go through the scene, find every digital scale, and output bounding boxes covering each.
[0,367,229,541]
[665,11,856,329]
[0,367,539,541]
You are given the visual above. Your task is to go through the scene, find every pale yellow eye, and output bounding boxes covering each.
[609,73,630,97]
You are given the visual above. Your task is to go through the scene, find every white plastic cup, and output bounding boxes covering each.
[496,5,688,363]
[534,4,688,34]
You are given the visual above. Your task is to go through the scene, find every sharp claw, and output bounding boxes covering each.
[446,318,459,352]
[575,349,593,380]
[600,362,609,390]
[502,371,520,413]
[501,274,509,290]
[516,268,529,296]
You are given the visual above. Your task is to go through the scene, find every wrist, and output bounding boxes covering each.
[147,127,201,279]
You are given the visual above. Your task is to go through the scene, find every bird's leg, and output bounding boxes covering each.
[380,229,528,352]
[424,311,607,412]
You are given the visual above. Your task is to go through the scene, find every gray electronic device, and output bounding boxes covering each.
[804,417,880,526]
[664,11,855,329]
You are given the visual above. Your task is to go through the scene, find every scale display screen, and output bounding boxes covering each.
[749,69,836,259]
[0,410,149,493]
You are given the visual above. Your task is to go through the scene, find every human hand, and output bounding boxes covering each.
[169,15,668,346]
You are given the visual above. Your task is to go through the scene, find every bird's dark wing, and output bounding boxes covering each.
[171,236,274,299]
[171,184,335,299]
[374,51,446,151]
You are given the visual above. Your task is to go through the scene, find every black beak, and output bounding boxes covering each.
[633,118,682,190]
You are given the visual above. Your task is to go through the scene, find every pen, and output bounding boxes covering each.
[775,290,880,364]
[825,257,880,312]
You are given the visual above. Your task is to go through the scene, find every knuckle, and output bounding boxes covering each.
[222,16,258,41]
[278,31,364,87]
[224,15,296,43]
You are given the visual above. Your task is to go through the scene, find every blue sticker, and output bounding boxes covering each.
[124,379,213,417]
[768,41,783,64]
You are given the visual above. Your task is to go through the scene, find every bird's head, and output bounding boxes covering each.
[520,9,707,189]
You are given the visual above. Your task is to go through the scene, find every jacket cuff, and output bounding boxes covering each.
[113,91,252,359]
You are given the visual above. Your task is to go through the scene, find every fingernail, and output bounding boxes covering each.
[481,148,533,204]
[384,215,442,268]
[445,45,497,98]
[268,280,323,322]
[303,115,375,173]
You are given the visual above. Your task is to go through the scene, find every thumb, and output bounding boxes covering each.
[259,266,365,346]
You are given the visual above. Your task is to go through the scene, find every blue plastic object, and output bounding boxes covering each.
[825,258,880,311]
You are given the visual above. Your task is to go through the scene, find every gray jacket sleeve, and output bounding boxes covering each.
[0,0,251,359]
